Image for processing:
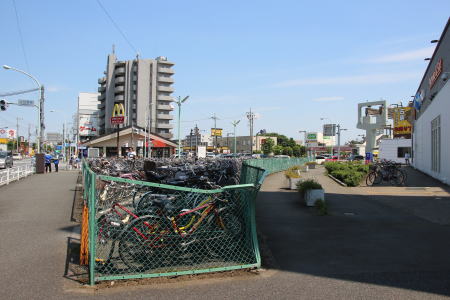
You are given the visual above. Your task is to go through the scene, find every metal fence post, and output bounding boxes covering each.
[88,171,96,285]
[6,168,9,184]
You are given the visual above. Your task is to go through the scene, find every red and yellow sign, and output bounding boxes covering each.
[393,107,413,138]
[211,128,222,137]
[111,103,125,125]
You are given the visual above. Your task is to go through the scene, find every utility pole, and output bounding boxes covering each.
[336,124,347,160]
[211,113,219,153]
[39,86,45,153]
[194,124,199,155]
[27,124,31,156]
[62,122,65,161]
[231,120,240,154]
[16,117,22,154]
[246,109,255,154]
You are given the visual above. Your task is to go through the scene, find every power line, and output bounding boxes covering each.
[12,0,30,71]
[96,0,139,54]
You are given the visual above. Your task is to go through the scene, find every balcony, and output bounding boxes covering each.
[99,110,105,117]
[98,77,106,84]
[97,102,105,109]
[156,123,174,129]
[158,85,174,93]
[157,104,174,111]
[158,132,173,139]
[158,67,175,74]
[98,86,106,93]
[157,114,174,120]
[115,94,124,102]
[115,76,125,84]
[114,85,125,93]
[158,76,174,83]
[157,95,173,101]
[98,93,105,101]
[115,66,125,75]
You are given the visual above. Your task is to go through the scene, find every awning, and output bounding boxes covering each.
[151,139,168,148]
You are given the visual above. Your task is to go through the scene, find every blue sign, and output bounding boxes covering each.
[365,152,373,161]
[56,145,62,150]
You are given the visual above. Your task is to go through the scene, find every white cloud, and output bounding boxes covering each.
[273,71,422,87]
[313,96,344,102]
[367,46,435,63]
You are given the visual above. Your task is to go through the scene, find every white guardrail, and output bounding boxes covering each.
[0,164,35,186]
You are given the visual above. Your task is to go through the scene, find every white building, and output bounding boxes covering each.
[78,92,100,143]
[412,19,450,184]
[379,139,412,164]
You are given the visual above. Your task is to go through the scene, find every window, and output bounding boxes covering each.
[431,115,441,172]
[397,147,411,158]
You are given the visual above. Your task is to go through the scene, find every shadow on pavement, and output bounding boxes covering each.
[256,186,450,297]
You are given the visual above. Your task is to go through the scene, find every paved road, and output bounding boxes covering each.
[2,166,450,299]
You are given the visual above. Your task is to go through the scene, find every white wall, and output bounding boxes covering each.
[379,139,411,163]
[413,81,450,184]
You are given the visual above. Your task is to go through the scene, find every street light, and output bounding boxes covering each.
[3,65,44,153]
[175,95,189,157]
[231,120,240,154]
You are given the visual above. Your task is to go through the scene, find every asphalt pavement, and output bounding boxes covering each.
[1,166,450,299]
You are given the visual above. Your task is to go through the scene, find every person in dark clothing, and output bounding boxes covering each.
[45,153,52,173]
[53,157,59,172]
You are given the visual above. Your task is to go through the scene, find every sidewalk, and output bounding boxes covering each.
[2,167,450,299]
[0,170,80,299]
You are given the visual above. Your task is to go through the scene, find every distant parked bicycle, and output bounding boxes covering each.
[366,160,406,186]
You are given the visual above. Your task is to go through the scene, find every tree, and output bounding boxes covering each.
[292,145,301,157]
[282,146,293,156]
[262,138,274,155]
[273,145,283,155]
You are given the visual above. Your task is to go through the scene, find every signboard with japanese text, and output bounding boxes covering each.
[0,128,16,139]
[79,114,99,136]
[393,107,413,138]
[306,132,317,142]
[323,124,336,136]
[110,103,125,125]
[211,128,223,137]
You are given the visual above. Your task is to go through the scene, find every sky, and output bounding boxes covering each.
[0,0,449,143]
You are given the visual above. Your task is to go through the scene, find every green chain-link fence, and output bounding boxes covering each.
[82,157,310,285]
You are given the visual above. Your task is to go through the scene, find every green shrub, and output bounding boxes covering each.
[296,179,323,196]
[305,161,317,166]
[324,161,369,186]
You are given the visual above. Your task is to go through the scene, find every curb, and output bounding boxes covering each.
[327,174,348,187]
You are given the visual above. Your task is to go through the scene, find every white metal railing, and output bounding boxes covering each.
[0,164,35,186]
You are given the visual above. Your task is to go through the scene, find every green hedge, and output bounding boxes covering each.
[324,162,369,187]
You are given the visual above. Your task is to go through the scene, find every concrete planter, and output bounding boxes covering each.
[305,189,325,206]
[307,164,316,169]
[289,177,301,190]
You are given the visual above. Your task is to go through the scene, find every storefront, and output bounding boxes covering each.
[82,126,176,158]
[412,18,450,184]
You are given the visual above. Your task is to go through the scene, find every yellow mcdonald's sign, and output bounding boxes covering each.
[112,103,125,117]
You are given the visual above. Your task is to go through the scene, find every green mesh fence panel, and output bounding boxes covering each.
[82,158,309,284]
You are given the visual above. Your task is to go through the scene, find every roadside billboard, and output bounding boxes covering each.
[79,115,99,136]
[393,107,413,138]
[211,128,223,137]
[306,132,317,142]
[323,124,336,136]
[0,128,16,139]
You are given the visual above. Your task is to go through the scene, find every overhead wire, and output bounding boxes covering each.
[96,0,139,54]
[11,0,30,72]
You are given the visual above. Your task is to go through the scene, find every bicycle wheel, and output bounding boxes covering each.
[366,171,379,186]
[390,170,405,186]
[118,215,171,271]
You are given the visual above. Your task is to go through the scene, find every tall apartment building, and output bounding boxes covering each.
[97,51,175,139]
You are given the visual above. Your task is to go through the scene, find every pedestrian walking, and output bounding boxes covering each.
[53,156,59,172]
[405,152,410,165]
[45,152,53,173]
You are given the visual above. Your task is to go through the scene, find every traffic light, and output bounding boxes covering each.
[0,100,6,111]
